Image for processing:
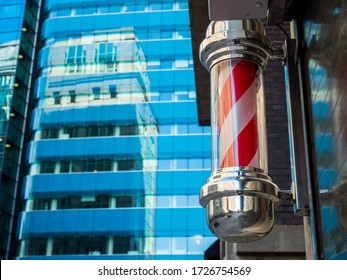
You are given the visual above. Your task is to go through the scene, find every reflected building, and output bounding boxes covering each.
[20,30,158,257]
[13,0,215,259]
[302,0,347,259]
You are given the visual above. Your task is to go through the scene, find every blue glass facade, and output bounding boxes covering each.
[0,0,41,259]
[16,0,215,259]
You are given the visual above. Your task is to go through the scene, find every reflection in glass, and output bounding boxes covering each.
[17,0,215,260]
[302,0,347,259]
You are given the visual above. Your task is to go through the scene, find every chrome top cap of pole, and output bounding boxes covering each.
[199,19,273,71]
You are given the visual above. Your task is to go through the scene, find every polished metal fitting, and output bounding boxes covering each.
[200,167,281,242]
[199,19,275,71]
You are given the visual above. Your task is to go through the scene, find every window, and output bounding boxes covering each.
[100,125,114,137]
[79,236,107,255]
[58,196,81,209]
[119,125,138,136]
[69,90,76,103]
[71,160,84,172]
[116,196,133,208]
[118,160,142,171]
[177,125,188,134]
[81,195,109,208]
[39,159,116,174]
[85,161,97,172]
[188,159,202,169]
[26,238,47,256]
[85,159,112,172]
[98,159,112,171]
[106,61,117,72]
[40,161,55,173]
[89,126,98,137]
[33,198,51,210]
[33,195,137,210]
[77,50,86,73]
[63,127,73,138]
[96,43,117,73]
[109,85,117,98]
[60,160,70,173]
[113,236,138,254]
[189,124,203,134]
[52,238,72,255]
[66,46,76,73]
[41,128,59,139]
[176,159,187,169]
[158,159,171,170]
[75,127,87,137]
[62,125,114,138]
[158,125,171,134]
[49,236,141,255]
[53,236,107,255]
[89,125,114,137]
[65,46,85,74]
[92,87,100,100]
[53,91,61,105]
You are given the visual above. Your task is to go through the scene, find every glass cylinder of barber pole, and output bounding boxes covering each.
[210,58,268,172]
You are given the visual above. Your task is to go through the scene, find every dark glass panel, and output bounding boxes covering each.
[26,238,47,256]
[119,125,138,136]
[40,161,55,174]
[60,160,70,173]
[71,161,85,172]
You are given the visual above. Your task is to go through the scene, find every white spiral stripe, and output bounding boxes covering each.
[247,150,260,168]
[218,63,235,99]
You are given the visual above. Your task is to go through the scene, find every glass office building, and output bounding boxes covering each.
[0,0,40,259]
[15,0,215,259]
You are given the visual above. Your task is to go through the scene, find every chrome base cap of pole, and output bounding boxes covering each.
[200,167,281,242]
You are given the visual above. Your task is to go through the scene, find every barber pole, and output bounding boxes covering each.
[199,20,281,242]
